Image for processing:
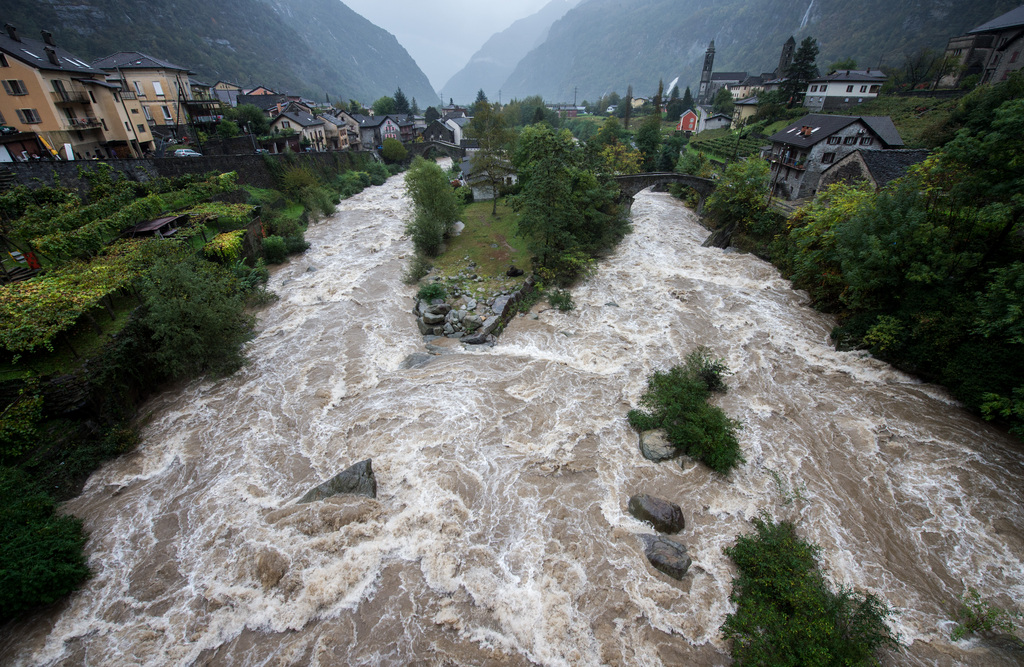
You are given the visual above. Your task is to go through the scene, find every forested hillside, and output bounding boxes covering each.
[442,0,577,105]
[501,0,1019,102]
[2,0,439,105]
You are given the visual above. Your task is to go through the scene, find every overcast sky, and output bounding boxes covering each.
[342,0,556,92]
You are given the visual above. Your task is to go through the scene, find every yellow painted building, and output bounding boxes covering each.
[0,25,153,159]
[92,52,196,140]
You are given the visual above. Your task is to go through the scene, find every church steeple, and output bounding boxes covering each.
[777,36,796,77]
[698,40,715,105]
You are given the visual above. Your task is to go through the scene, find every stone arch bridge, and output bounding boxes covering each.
[613,172,716,212]
[406,140,465,162]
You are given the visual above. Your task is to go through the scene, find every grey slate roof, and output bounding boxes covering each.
[711,72,747,81]
[275,111,323,128]
[0,30,103,74]
[810,69,887,84]
[770,114,904,149]
[970,6,1024,33]
[93,51,192,73]
[857,149,929,186]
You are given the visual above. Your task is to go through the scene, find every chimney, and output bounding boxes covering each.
[4,23,19,42]
[41,30,56,46]
[45,47,60,67]
[801,125,811,137]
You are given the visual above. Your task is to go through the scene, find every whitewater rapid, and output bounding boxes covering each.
[1,172,1022,666]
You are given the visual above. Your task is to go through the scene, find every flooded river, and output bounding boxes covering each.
[1,171,1022,666]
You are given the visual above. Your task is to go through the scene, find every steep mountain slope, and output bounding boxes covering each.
[501,0,1019,102]
[1,0,439,105]
[441,0,578,105]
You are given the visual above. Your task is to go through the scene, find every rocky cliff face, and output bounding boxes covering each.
[6,0,439,105]
[499,0,1019,103]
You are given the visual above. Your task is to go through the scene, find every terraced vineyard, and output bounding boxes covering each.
[689,130,768,161]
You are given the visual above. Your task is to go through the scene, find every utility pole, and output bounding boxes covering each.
[574,87,577,106]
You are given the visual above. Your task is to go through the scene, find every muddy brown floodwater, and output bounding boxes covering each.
[1,171,1022,666]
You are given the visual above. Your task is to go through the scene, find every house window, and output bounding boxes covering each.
[827,136,841,145]
[1011,51,1020,64]
[846,85,854,92]
[131,108,139,114]
[101,118,107,130]
[860,137,873,145]
[860,85,868,93]
[2,79,28,95]
[843,136,857,145]
[137,124,146,133]
[822,152,836,164]
[134,81,145,97]
[142,106,152,121]
[0,111,4,124]
[869,85,880,94]
[810,84,818,92]
[124,121,130,131]
[16,108,42,123]
[281,120,290,128]
[161,105,172,122]
[89,90,96,103]
[153,81,164,96]
[0,54,8,67]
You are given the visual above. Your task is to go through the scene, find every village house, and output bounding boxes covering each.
[353,113,401,150]
[818,148,930,192]
[676,107,732,134]
[765,114,904,200]
[317,112,350,150]
[423,118,455,143]
[731,96,760,127]
[91,51,196,141]
[460,154,517,201]
[940,5,1024,87]
[802,69,887,111]
[0,24,154,159]
[270,110,326,150]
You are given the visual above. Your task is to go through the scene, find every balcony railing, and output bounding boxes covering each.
[51,88,90,104]
[119,90,137,101]
[62,117,103,130]
[769,155,806,171]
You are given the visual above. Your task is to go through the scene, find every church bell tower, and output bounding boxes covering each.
[698,40,715,104]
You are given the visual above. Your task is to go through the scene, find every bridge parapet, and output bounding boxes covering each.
[613,172,716,212]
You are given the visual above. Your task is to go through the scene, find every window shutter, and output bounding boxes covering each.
[2,80,12,95]
[16,108,25,123]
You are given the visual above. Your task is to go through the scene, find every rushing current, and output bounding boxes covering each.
[2,169,1023,666]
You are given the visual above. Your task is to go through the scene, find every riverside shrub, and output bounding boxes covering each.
[722,515,901,665]
[627,347,743,474]
[0,466,90,619]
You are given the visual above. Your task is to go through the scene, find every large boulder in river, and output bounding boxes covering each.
[628,494,685,534]
[639,429,677,462]
[640,534,692,580]
[298,459,377,503]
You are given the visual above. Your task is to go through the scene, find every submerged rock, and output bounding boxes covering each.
[639,429,677,462]
[628,494,685,534]
[640,534,692,580]
[298,459,377,503]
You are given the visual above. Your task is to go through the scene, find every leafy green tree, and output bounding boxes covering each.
[828,57,858,72]
[781,36,819,107]
[381,137,408,163]
[669,85,680,101]
[511,124,624,284]
[372,96,396,116]
[705,158,771,232]
[0,466,90,620]
[475,88,488,105]
[229,104,270,136]
[424,106,440,124]
[712,87,735,115]
[652,79,665,116]
[466,101,515,214]
[634,114,663,171]
[393,87,410,114]
[681,86,695,112]
[140,253,255,379]
[410,97,419,115]
[216,119,240,139]
[591,115,629,149]
[404,157,461,257]
[623,84,634,129]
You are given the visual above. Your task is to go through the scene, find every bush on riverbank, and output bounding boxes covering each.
[721,514,901,665]
[627,347,743,474]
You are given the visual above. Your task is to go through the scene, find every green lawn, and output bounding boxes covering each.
[429,199,532,294]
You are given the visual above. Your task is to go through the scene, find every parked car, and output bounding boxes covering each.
[173,148,203,157]
[254,148,270,154]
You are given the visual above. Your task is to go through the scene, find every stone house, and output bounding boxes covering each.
[940,5,1024,87]
[818,148,930,192]
[766,114,904,200]
[353,114,401,149]
[0,24,154,159]
[423,119,455,143]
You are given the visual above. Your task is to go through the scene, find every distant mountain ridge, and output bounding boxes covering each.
[441,0,578,105]
[499,0,1019,103]
[1,0,439,105]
